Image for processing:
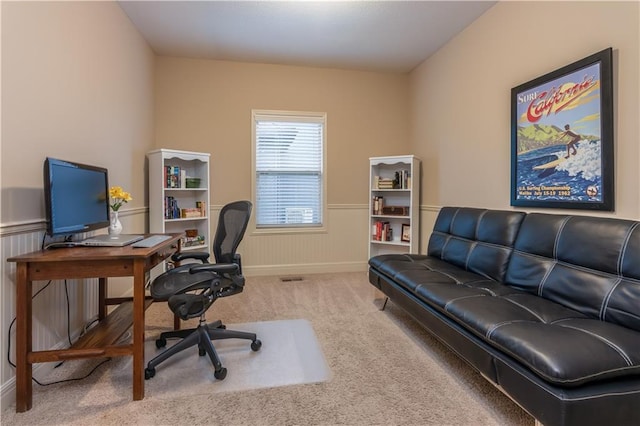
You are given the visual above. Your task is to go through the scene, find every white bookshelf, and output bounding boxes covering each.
[147,149,211,252]
[369,155,420,258]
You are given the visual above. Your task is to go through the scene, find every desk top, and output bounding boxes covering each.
[7,233,182,263]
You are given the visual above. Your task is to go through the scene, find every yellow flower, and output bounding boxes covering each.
[109,186,132,211]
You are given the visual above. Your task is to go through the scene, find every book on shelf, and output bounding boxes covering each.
[164,196,180,219]
[181,235,205,247]
[372,196,384,215]
[180,169,187,188]
[196,200,206,217]
[395,170,411,189]
[177,201,207,219]
[381,205,409,216]
[375,176,395,189]
[372,221,392,242]
[180,208,202,218]
[164,165,186,188]
[167,166,177,188]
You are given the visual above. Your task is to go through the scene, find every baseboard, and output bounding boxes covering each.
[1,375,18,412]
[243,261,368,277]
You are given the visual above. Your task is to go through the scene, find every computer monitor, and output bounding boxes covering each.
[43,157,110,237]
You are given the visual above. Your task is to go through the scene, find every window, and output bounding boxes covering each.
[252,110,326,230]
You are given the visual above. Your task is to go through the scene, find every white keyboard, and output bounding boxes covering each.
[131,235,172,248]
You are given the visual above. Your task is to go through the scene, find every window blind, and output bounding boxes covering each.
[254,113,325,227]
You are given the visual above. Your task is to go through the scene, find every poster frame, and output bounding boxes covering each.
[510,48,614,211]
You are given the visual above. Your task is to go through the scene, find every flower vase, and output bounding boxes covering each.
[109,210,123,235]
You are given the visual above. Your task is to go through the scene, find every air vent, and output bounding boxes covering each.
[280,276,304,282]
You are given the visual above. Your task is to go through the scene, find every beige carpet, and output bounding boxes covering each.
[2,272,534,425]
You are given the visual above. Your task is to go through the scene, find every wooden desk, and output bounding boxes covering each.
[7,234,181,412]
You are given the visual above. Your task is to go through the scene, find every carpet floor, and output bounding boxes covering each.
[2,272,534,425]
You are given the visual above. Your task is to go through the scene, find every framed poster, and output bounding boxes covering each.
[510,48,614,210]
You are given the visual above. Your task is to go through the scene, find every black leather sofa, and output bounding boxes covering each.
[368,207,640,426]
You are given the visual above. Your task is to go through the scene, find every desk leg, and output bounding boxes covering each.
[98,278,107,321]
[132,260,145,401]
[15,263,32,412]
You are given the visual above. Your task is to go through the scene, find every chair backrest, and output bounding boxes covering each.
[212,200,252,266]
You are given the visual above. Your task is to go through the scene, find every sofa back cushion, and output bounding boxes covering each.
[427,207,526,283]
[505,213,640,331]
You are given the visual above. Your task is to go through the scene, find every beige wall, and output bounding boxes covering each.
[410,1,640,220]
[154,57,410,206]
[1,1,156,409]
[1,1,155,227]
[154,58,410,273]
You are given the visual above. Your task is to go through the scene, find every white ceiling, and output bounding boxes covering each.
[118,1,496,73]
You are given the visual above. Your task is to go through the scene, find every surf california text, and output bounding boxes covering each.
[518,74,597,123]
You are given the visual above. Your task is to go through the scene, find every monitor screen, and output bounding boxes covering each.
[44,157,110,237]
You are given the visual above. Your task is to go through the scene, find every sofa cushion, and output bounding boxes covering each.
[506,213,640,332]
[369,253,503,293]
[421,282,640,387]
[489,318,640,386]
[427,207,525,282]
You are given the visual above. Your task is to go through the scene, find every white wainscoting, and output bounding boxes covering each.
[0,209,146,411]
[1,225,100,411]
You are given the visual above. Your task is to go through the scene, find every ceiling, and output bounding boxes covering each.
[118,1,496,73]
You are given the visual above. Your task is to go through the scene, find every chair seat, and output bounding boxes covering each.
[168,293,211,320]
[150,268,218,300]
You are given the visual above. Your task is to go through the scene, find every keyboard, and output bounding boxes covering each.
[131,235,172,248]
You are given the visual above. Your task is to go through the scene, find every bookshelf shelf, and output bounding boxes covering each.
[370,239,410,247]
[371,214,411,219]
[164,216,209,223]
[369,155,420,258]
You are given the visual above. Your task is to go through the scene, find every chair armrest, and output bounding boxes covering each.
[189,263,239,274]
[171,251,210,263]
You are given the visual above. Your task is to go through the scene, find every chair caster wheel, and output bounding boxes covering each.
[251,339,262,351]
[155,337,166,349]
[145,367,155,380]
[214,367,227,380]
[199,347,206,356]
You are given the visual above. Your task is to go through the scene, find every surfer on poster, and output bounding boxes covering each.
[561,124,581,158]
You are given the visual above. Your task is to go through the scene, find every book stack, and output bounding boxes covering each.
[182,235,205,247]
[395,170,411,189]
[375,176,395,189]
[372,221,392,242]
[164,196,180,219]
[164,165,187,188]
[372,196,384,215]
[178,201,207,218]
[180,208,202,218]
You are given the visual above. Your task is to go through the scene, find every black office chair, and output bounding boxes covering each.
[145,200,260,381]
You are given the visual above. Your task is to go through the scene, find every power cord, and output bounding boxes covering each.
[6,279,110,386]
[41,233,76,250]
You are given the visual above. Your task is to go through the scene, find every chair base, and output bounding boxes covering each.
[145,320,261,380]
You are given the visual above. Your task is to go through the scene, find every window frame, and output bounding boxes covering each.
[251,109,327,235]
